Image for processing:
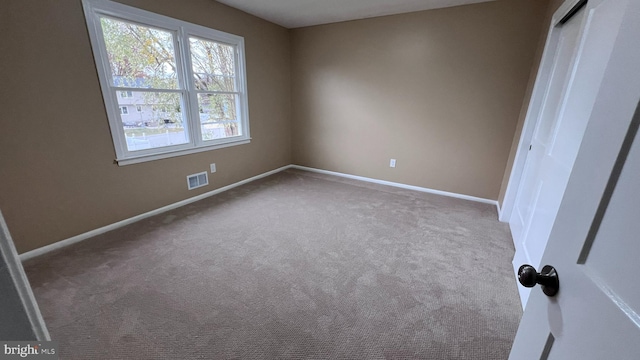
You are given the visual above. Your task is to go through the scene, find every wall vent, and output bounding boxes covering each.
[187,172,208,190]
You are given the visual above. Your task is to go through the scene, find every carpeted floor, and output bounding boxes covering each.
[24,169,522,359]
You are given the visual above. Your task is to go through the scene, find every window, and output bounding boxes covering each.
[82,0,250,165]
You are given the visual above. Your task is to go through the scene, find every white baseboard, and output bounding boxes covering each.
[290,165,499,206]
[20,165,292,262]
[21,164,500,262]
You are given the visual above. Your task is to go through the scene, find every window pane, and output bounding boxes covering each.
[198,93,240,140]
[189,37,236,91]
[198,93,237,121]
[100,17,178,89]
[118,91,188,151]
[201,123,240,141]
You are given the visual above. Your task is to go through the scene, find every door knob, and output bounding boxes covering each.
[518,264,559,297]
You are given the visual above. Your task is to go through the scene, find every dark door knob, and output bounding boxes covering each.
[518,264,559,297]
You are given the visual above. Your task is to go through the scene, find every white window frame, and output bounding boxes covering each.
[120,106,128,115]
[82,0,250,166]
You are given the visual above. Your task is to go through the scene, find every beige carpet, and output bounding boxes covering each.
[24,169,521,359]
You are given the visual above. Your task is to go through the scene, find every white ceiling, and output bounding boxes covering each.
[215,0,496,29]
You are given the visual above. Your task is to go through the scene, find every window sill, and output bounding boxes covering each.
[115,138,251,166]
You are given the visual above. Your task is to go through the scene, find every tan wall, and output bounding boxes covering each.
[0,0,292,253]
[1,0,554,253]
[291,0,550,200]
[497,0,565,207]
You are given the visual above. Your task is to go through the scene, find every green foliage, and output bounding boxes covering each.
[100,17,177,88]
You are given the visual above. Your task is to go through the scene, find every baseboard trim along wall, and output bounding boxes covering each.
[290,165,499,207]
[20,164,499,262]
[19,165,292,262]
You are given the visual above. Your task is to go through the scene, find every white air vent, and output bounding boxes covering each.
[187,172,208,190]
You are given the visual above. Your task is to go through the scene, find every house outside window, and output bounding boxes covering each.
[82,0,250,165]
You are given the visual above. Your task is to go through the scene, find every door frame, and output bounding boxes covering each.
[0,210,50,340]
[499,0,585,223]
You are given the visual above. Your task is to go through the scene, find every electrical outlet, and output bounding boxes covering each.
[390,159,396,168]
[210,163,216,173]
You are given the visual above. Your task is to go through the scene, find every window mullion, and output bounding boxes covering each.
[179,29,203,147]
[112,87,183,93]
[169,27,193,149]
[195,91,241,96]
[233,46,245,137]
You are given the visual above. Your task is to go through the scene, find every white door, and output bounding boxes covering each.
[510,0,640,357]
[509,0,626,308]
